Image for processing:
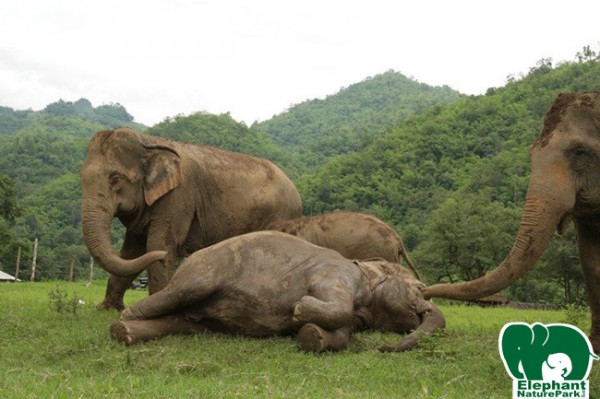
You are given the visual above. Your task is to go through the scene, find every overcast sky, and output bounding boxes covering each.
[0,0,598,126]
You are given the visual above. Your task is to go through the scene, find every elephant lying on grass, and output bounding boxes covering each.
[267,212,420,279]
[110,231,445,352]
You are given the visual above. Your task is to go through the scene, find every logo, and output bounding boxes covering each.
[499,322,598,398]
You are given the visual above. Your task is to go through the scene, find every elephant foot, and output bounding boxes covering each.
[110,321,136,345]
[297,323,349,352]
[111,315,208,345]
[97,298,125,311]
[298,323,327,352]
[120,307,139,321]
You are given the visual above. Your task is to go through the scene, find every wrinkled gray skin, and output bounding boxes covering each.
[423,92,600,354]
[267,212,420,280]
[81,128,302,310]
[110,231,445,352]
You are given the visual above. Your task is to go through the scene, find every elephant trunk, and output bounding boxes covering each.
[422,159,575,300]
[379,303,446,352]
[81,198,166,277]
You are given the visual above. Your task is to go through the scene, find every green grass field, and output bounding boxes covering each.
[0,281,598,398]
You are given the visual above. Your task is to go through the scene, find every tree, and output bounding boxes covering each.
[536,229,585,305]
[0,174,23,269]
[576,45,599,63]
[0,174,21,223]
[415,190,520,285]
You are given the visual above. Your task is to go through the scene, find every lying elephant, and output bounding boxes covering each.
[110,231,445,352]
[267,212,420,279]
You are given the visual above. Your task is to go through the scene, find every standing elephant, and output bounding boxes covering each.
[499,323,596,381]
[422,92,600,353]
[266,212,420,279]
[110,231,445,352]
[81,128,302,310]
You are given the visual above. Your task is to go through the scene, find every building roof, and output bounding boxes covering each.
[0,270,19,281]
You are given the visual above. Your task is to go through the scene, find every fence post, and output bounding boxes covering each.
[68,258,75,282]
[15,246,21,280]
[30,238,38,282]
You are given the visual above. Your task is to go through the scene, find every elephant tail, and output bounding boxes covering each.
[399,248,421,281]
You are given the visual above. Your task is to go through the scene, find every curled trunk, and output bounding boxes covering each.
[379,303,446,352]
[81,199,166,277]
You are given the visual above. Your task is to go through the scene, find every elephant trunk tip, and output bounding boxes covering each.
[96,250,168,277]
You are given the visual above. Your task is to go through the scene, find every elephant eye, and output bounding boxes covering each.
[109,173,122,186]
[574,148,589,157]
[571,147,591,170]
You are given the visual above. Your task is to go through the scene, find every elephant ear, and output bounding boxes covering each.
[142,145,182,206]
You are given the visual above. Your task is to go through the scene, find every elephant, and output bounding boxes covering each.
[81,128,302,310]
[499,323,597,381]
[109,231,445,352]
[266,211,420,279]
[422,92,600,354]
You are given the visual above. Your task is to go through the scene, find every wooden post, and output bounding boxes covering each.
[15,246,21,280]
[30,238,38,282]
[68,258,75,282]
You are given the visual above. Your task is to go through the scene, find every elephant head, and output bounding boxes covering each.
[80,128,181,276]
[371,275,430,332]
[422,92,600,302]
[368,264,446,351]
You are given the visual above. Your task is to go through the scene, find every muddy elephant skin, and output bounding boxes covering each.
[110,231,445,352]
[423,92,600,353]
[267,212,420,279]
[81,128,302,310]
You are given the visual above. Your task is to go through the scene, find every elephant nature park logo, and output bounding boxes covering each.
[499,322,598,399]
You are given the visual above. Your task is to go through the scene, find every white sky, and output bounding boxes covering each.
[0,0,598,126]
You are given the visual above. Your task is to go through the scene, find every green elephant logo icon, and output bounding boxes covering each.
[499,323,597,381]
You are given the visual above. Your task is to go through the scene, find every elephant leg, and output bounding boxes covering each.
[98,232,146,311]
[297,323,351,352]
[293,283,354,331]
[576,222,600,354]
[110,313,209,345]
[98,276,137,311]
[121,273,218,321]
[146,225,184,295]
[145,250,176,295]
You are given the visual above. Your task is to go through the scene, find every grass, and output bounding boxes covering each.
[0,281,598,398]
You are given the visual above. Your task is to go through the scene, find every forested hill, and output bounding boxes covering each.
[299,57,600,229]
[146,113,299,178]
[252,70,461,169]
[0,98,144,136]
[298,55,600,304]
[0,99,144,197]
